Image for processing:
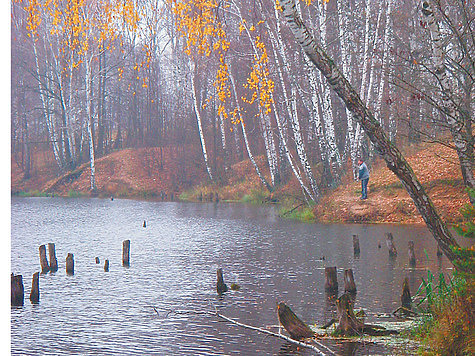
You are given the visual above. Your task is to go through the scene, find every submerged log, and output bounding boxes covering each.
[352,235,360,256]
[385,233,397,257]
[104,259,109,272]
[30,272,39,304]
[216,268,228,294]
[408,241,416,266]
[11,273,24,306]
[324,267,338,292]
[39,245,50,274]
[122,240,130,267]
[343,269,357,294]
[48,243,58,273]
[66,253,74,275]
[277,302,315,340]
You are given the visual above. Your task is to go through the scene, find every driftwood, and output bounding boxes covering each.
[66,253,74,275]
[216,268,228,294]
[408,241,416,266]
[30,272,39,304]
[385,233,397,257]
[151,306,333,355]
[123,240,130,267]
[352,235,360,256]
[11,273,24,306]
[343,269,357,294]
[324,267,338,292]
[277,302,315,339]
[39,245,50,274]
[48,243,58,272]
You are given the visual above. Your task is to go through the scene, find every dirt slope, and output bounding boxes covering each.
[315,143,469,224]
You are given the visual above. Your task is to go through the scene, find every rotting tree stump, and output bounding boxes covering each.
[324,267,338,292]
[39,245,50,274]
[30,272,39,304]
[48,243,58,273]
[385,233,397,257]
[401,277,411,311]
[408,241,416,266]
[353,235,360,256]
[344,269,357,294]
[334,293,399,336]
[216,268,228,294]
[123,240,130,267]
[66,253,74,275]
[277,302,314,340]
[11,273,24,306]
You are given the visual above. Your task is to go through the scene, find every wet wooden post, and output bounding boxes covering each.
[401,277,412,311]
[39,245,50,274]
[344,269,357,293]
[48,243,58,273]
[216,268,228,294]
[324,267,338,292]
[104,259,109,272]
[352,235,360,256]
[143,220,147,228]
[385,232,397,257]
[30,272,39,304]
[122,240,130,267]
[408,241,416,266]
[66,253,74,275]
[95,257,100,264]
[11,274,24,306]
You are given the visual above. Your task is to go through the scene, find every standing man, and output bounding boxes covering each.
[358,159,369,200]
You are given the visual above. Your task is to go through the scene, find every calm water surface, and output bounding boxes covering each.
[11,197,456,355]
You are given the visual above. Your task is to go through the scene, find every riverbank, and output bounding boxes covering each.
[11,142,469,224]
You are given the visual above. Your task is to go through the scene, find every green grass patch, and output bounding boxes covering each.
[279,203,316,222]
[13,190,50,197]
[239,188,269,204]
[67,190,84,198]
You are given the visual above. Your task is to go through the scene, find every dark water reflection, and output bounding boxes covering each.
[11,198,459,355]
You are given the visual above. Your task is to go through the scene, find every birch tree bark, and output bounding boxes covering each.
[190,59,214,181]
[279,0,465,270]
[422,1,475,204]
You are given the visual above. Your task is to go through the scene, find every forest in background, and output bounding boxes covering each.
[11,0,473,206]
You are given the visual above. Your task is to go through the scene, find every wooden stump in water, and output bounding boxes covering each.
[324,267,338,292]
[216,268,228,294]
[408,241,416,266]
[66,253,74,275]
[385,233,397,257]
[48,243,58,273]
[11,274,24,306]
[143,220,147,228]
[95,257,100,264]
[277,302,314,340]
[30,272,39,304]
[401,277,411,311]
[353,235,360,256]
[334,293,364,336]
[122,240,130,267]
[39,245,50,274]
[104,259,109,272]
[344,269,357,293]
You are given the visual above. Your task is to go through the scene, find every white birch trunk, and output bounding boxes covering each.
[84,57,96,191]
[190,60,214,181]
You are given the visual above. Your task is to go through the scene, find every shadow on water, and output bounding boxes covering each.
[11,198,467,355]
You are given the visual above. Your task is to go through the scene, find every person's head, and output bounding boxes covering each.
[358,159,363,165]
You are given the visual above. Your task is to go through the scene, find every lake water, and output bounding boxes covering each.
[11,197,457,355]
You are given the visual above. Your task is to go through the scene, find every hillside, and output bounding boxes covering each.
[11,142,470,224]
